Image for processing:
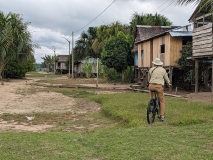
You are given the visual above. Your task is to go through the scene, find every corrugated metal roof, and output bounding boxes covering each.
[169,31,192,37]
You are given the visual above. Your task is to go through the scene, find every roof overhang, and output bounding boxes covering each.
[189,2,212,22]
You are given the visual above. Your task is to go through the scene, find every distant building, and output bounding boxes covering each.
[55,55,69,74]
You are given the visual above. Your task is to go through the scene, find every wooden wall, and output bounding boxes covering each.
[153,37,161,59]
[137,43,142,68]
[169,35,182,66]
[193,23,213,57]
[137,41,152,67]
[138,34,183,67]
[152,34,182,66]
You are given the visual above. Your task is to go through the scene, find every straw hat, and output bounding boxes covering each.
[152,58,163,65]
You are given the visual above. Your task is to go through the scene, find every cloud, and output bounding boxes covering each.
[0,0,196,63]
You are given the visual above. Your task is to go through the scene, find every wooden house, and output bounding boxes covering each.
[55,55,69,74]
[133,25,192,88]
[74,57,101,77]
[188,3,213,92]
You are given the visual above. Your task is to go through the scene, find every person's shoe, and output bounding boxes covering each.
[160,116,165,122]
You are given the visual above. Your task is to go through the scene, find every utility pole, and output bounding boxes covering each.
[53,46,56,74]
[72,32,74,79]
[62,37,71,78]
[96,58,99,88]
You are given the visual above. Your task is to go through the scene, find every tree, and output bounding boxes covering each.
[74,27,98,62]
[0,12,35,77]
[174,0,206,6]
[97,21,130,41]
[176,43,194,82]
[129,12,172,35]
[82,60,93,78]
[177,43,211,89]
[41,55,54,72]
[173,0,212,14]
[101,32,132,82]
[4,56,35,78]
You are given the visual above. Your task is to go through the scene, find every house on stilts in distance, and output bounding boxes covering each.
[132,25,192,89]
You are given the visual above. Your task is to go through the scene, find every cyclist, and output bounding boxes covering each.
[148,58,171,122]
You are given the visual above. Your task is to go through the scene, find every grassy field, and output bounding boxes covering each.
[0,72,213,159]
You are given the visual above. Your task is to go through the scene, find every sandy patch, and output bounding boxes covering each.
[0,78,100,132]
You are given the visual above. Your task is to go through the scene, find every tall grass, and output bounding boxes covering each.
[55,89,213,127]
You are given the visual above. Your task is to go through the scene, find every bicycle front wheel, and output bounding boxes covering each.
[147,99,156,124]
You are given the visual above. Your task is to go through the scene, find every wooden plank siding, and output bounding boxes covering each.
[164,34,170,66]
[137,34,182,67]
[153,37,161,60]
[137,41,152,67]
[193,23,213,57]
[169,35,182,66]
[137,43,142,68]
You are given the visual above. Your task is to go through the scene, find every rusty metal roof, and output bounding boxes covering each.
[134,25,192,44]
[134,25,180,44]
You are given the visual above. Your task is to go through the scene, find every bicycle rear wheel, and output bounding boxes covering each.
[147,99,156,124]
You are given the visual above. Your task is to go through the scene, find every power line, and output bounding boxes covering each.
[158,1,174,13]
[74,0,117,33]
[152,0,170,14]
[57,0,116,51]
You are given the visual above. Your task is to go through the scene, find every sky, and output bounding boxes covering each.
[0,0,197,64]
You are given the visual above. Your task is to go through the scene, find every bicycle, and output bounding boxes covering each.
[147,91,160,124]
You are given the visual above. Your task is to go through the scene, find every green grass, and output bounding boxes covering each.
[1,124,213,159]
[55,89,213,127]
[1,81,213,159]
[26,72,65,78]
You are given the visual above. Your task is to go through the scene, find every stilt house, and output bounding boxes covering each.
[133,25,192,88]
[188,3,213,92]
[55,55,69,74]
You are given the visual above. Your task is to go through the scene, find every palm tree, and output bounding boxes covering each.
[41,55,54,72]
[74,27,98,61]
[0,12,35,77]
[173,0,211,11]
[174,0,201,6]
[129,12,172,35]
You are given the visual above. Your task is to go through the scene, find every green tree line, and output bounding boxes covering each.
[64,13,172,82]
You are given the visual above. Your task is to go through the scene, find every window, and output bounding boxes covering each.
[141,50,144,57]
[58,62,61,67]
[160,44,165,53]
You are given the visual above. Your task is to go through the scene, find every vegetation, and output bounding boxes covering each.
[1,123,213,159]
[54,89,213,127]
[74,27,98,62]
[41,55,55,72]
[0,77,213,159]
[4,58,35,78]
[0,12,36,78]
[82,60,93,78]
[129,12,172,35]
[177,43,212,89]
[101,32,133,82]
[174,0,209,7]
[70,13,172,81]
